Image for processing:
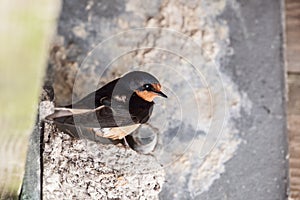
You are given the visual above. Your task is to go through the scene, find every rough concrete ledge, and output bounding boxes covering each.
[42,121,165,200]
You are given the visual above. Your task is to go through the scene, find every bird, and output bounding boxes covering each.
[46,71,167,144]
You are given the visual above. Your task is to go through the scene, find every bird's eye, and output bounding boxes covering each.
[144,84,152,91]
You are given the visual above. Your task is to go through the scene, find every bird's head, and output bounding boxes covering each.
[120,71,168,102]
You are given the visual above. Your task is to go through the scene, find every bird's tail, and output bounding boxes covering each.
[45,107,91,120]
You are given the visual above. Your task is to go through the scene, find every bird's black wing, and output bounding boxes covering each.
[52,105,136,128]
[66,78,120,109]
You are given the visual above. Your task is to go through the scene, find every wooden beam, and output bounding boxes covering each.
[286,0,300,199]
[286,0,300,73]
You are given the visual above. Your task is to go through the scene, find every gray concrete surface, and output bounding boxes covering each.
[197,1,288,200]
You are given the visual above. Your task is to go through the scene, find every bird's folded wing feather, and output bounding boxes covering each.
[47,105,138,140]
[50,105,136,128]
[65,78,120,109]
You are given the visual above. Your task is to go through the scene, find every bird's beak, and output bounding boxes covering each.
[155,91,168,98]
[151,83,167,98]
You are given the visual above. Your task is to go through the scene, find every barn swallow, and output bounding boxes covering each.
[46,71,167,143]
